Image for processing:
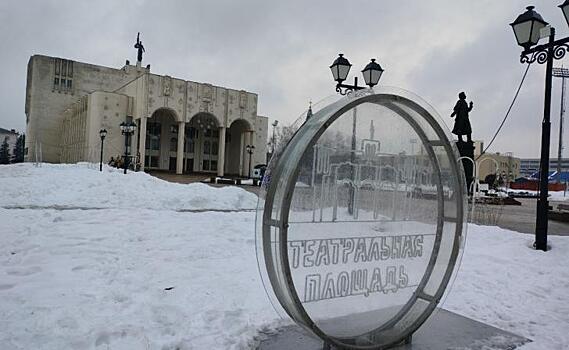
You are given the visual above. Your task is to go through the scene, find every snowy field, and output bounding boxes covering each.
[0,163,568,349]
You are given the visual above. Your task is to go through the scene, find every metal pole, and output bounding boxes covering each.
[557,74,565,182]
[248,150,252,178]
[348,79,358,214]
[99,136,104,172]
[535,28,555,251]
[124,132,129,175]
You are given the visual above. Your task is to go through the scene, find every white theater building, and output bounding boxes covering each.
[25,51,268,176]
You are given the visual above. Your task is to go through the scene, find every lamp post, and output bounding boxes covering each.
[99,129,107,172]
[329,53,384,214]
[120,121,137,175]
[246,144,255,178]
[271,120,279,154]
[510,2,569,251]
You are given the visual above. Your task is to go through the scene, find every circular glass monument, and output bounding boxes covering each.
[256,87,467,349]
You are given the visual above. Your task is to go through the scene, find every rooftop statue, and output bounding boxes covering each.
[134,32,145,63]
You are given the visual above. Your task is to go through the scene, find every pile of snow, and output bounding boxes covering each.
[0,163,257,211]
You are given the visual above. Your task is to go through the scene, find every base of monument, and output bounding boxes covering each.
[256,308,530,350]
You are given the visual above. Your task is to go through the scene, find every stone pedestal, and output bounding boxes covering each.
[257,309,530,350]
[456,141,475,193]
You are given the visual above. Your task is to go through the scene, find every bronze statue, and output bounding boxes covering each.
[450,91,473,142]
[134,32,145,63]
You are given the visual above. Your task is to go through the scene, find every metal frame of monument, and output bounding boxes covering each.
[259,89,467,349]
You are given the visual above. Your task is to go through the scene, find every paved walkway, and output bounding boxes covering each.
[146,171,213,184]
[495,198,569,236]
[147,171,262,195]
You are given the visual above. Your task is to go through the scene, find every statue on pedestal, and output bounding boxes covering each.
[450,92,473,143]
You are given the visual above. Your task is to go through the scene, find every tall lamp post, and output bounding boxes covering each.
[329,53,384,214]
[99,129,107,172]
[271,120,279,155]
[510,2,569,251]
[246,144,255,178]
[120,121,137,175]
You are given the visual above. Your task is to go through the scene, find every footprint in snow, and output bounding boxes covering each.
[6,266,42,276]
[0,284,15,291]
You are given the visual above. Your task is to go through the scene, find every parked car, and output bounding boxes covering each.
[252,164,267,181]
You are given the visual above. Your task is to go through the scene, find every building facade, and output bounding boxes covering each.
[476,152,521,183]
[520,158,569,178]
[0,128,19,155]
[25,54,268,176]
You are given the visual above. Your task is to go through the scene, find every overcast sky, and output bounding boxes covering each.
[1,0,569,158]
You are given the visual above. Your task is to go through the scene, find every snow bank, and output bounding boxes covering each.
[0,163,257,211]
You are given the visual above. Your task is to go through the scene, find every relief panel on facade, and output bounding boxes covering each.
[239,90,247,109]
[162,76,172,96]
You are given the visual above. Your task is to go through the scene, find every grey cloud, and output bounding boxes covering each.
[1,0,568,158]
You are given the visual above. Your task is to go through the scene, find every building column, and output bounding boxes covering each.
[218,126,226,177]
[176,121,185,174]
[248,130,255,176]
[139,116,147,171]
[239,131,245,176]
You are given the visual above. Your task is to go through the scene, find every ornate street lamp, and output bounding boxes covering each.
[120,121,137,174]
[510,3,569,251]
[329,53,351,84]
[362,59,384,88]
[510,6,548,50]
[329,53,385,213]
[246,144,255,178]
[329,54,384,95]
[99,129,107,172]
[560,1,569,27]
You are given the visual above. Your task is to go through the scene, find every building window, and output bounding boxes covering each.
[185,125,197,138]
[53,58,74,92]
[185,139,195,153]
[147,122,161,151]
[170,137,177,152]
[151,137,160,151]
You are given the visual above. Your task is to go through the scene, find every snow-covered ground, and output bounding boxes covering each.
[0,163,568,349]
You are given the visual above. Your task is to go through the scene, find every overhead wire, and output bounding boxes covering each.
[475,62,532,161]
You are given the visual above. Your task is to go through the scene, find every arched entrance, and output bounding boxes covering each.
[186,113,220,173]
[226,119,253,176]
[143,108,178,171]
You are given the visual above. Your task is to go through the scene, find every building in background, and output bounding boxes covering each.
[25,50,268,176]
[476,151,521,184]
[0,128,19,155]
[520,158,569,178]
